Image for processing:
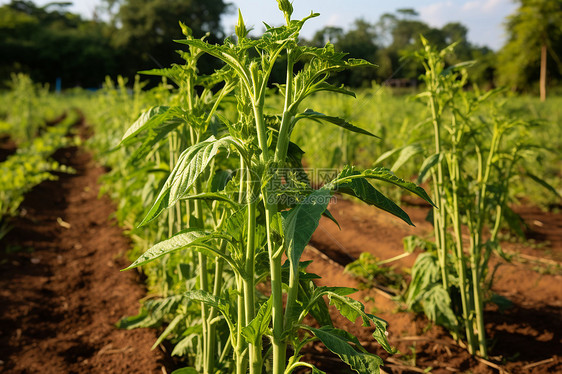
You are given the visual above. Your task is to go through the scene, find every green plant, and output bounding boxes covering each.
[121,2,434,373]
[0,110,79,232]
[344,252,406,293]
[399,37,555,358]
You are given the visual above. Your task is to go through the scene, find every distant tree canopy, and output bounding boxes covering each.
[306,9,495,88]
[2,0,559,93]
[0,0,229,88]
[0,0,117,87]
[110,0,229,74]
[497,0,562,98]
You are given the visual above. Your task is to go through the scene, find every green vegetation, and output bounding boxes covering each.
[2,0,562,98]
[0,74,79,238]
[114,2,438,372]
[1,0,561,371]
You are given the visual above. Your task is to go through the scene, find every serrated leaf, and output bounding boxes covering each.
[282,187,332,274]
[310,287,392,353]
[121,106,178,144]
[331,168,414,226]
[329,297,391,352]
[140,136,241,226]
[308,326,384,374]
[241,297,272,345]
[360,167,435,207]
[127,120,182,165]
[124,229,224,269]
[139,66,184,85]
[295,109,378,138]
[420,285,457,330]
[183,290,235,334]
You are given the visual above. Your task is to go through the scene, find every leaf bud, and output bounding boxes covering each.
[235,9,248,40]
[277,0,293,24]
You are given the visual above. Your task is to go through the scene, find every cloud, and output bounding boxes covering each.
[419,1,454,27]
[463,0,507,13]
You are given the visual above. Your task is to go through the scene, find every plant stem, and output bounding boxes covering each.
[253,97,285,374]
[428,91,449,290]
[245,172,261,374]
[449,151,476,354]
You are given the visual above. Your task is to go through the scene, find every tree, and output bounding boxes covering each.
[0,0,118,87]
[110,0,230,75]
[497,0,562,100]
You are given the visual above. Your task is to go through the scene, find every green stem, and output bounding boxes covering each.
[245,172,261,374]
[208,240,227,370]
[469,231,487,357]
[450,153,476,354]
[235,275,248,374]
[428,92,449,290]
[253,96,285,374]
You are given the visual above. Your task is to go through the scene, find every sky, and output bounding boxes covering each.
[10,0,518,50]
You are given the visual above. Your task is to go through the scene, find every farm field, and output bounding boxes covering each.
[0,151,561,373]
[1,3,562,373]
[1,80,561,373]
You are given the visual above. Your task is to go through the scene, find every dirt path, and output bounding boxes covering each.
[307,197,562,373]
[0,131,174,373]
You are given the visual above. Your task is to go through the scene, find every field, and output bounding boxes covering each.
[1,33,562,374]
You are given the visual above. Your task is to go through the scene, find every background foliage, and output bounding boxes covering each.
[1,0,561,94]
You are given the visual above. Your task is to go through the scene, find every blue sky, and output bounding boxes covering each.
[14,0,517,50]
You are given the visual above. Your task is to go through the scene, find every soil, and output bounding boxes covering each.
[1,122,561,373]
[0,121,176,373]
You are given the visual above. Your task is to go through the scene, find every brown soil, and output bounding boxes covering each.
[305,197,562,373]
[0,124,175,373]
[0,134,17,162]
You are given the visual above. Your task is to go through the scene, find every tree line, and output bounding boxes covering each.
[1,0,561,95]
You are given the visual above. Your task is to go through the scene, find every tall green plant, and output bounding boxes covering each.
[402,37,545,358]
[122,2,434,373]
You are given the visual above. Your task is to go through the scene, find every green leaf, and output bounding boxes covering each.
[525,171,561,198]
[391,144,423,172]
[127,120,182,165]
[308,326,384,374]
[116,294,185,329]
[360,167,435,207]
[184,290,235,334]
[121,106,180,144]
[420,285,458,330]
[124,229,223,269]
[140,136,242,226]
[331,168,415,226]
[406,253,441,307]
[139,66,184,85]
[282,187,332,274]
[171,325,203,356]
[307,287,392,353]
[151,314,183,350]
[181,192,240,208]
[241,297,272,345]
[323,208,340,229]
[171,368,199,374]
[417,153,442,184]
[295,109,378,138]
[299,279,333,328]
